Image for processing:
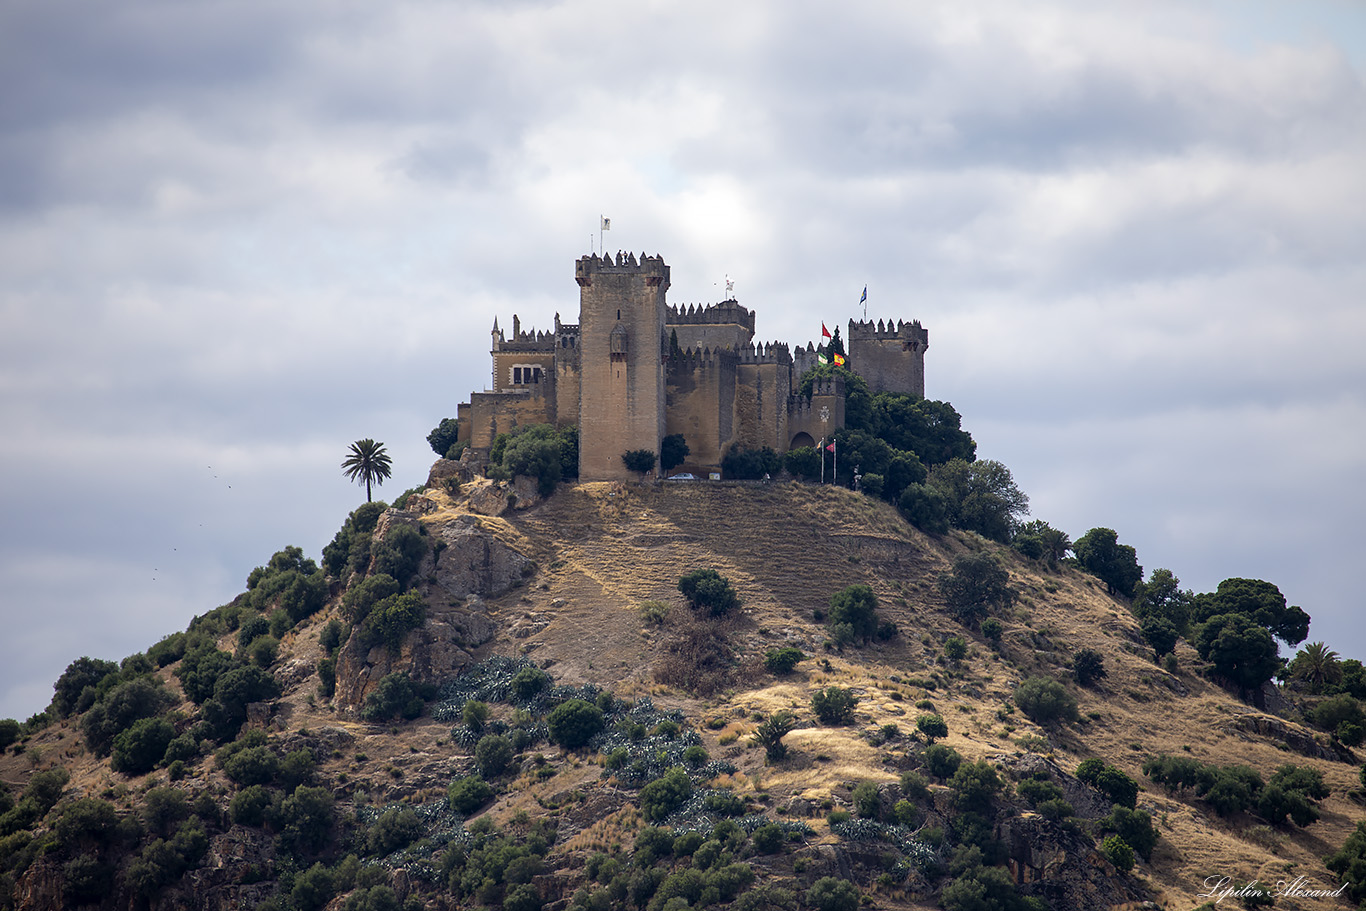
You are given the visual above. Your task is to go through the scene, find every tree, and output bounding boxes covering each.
[938,552,1014,626]
[812,687,858,725]
[1193,578,1310,647]
[1073,649,1108,687]
[1073,528,1142,598]
[1288,642,1343,693]
[661,434,690,472]
[1013,520,1071,567]
[1195,613,1281,698]
[721,445,781,480]
[110,717,175,776]
[678,568,740,617]
[827,584,879,645]
[546,698,604,749]
[640,767,693,821]
[763,648,805,675]
[475,734,515,777]
[621,449,657,478]
[51,656,120,718]
[427,418,461,458]
[807,877,859,911]
[925,458,1029,542]
[499,424,573,495]
[1132,568,1195,634]
[1013,676,1078,726]
[753,711,797,761]
[917,714,948,744]
[342,439,393,503]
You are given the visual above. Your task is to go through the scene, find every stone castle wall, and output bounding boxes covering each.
[576,252,669,481]
[456,254,927,477]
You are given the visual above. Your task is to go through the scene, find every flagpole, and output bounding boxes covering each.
[819,438,825,484]
[833,438,838,485]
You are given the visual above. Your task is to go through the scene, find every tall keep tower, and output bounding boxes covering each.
[575,252,670,481]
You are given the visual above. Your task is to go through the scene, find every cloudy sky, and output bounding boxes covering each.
[2,0,1364,720]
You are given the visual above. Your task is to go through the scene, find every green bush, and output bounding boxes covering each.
[1076,759,1139,809]
[1013,676,1078,726]
[752,823,785,855]
[229,785,272,827]
[852,781,881,819]
[449,776,494,815]
[366,807,425,856]
[916,713,948,744]
[547,699,605,749]
[359,592,427,652]
[1101,835,1134,871]
[361,672,426,722]
[640,767,692,822]
[763,647,805,675]
[938,552,1014,626]
[0,719,19,752]
[511,666,551,698]
[678,569,741,617]
[950,760,1002,813]
[923,743,962,780]
[475,734,515,778]
[110,717,176,776]
[621,449,657,476]
[827,585,879,646]
[427,418,461,458]
[54,798,119,850]
[370,525,428,588]
[811,687,858,725]
[222,745,280,787]
[1072,649,1108,686]
[943,636,968,661]
[81,677,174,756]
[721,445,781,480]
[1103,806,1157,861]
[806,876,860,911]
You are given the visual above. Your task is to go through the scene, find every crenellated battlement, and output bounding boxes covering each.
[665,301,756,334]
[848,317,928,346]
[463,252,928,475]
[575,251,671,288]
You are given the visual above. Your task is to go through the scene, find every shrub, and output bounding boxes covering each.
[366,807,424,856]
[1076,759,1139,809]
[277,786,335,857]
[827,585,879,645]
[229,785,272,827]
[1103,806,1158,861]
[638,600,671,624]
[475,734,515,778]
[943,636,968,661]
[661,434,690,472]
[852,781,881,819]
[621,449,657,476]
[1013,676,1078,726]
[806,876,860,911]
[950,760,1002,813]
[938,552,1014,625]
[427,418,461,457]
[751,822,785,854]
[54,798,119,850]
[110,717,176,776]
[511,666,551,698]
[0,719,19,752]
[678,569,740,617]
[811,687,858,725]
[547,699,604,749]
[754,711,797,761]
[361,672,426,722]
[916,714,948,744]
[1073,649,1108,687]
[223,745,280,787]
[369,525,428,589]
[640,767,692,822]
[141,787,190,838]
[980,618,1003,645]
[1101,834,1134,871]
[721,445,781,480]
[81,677,174,756]
[923,743,962,780]
[900,770,930,800]
[763,647,805,675]
[448,776,494,815]
[358,591,427,653]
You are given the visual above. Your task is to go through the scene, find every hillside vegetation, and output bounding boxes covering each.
[1,476,1362,911]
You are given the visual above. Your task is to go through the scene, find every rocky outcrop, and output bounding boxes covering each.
[1225,713,1355,763]
[428,514,535,602]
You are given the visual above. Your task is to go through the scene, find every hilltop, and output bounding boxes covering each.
[1,474,1360,911]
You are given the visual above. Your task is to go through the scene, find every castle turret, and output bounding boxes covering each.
[576,252,671,480]
[847,318,929,398]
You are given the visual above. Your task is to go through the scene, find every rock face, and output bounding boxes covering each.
[334,511,530,710]
[428,514,535,603]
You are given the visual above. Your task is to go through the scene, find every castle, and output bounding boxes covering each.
[455,252,928,482]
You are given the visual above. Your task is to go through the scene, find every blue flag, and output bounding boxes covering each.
[859,286,867,305]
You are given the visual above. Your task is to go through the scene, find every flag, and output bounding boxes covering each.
[859,286,867,305]
[826,442,836,453]
[601,216,611,230]
[817,352,829,365]
[833,353,845,367]
[821,322,832,339]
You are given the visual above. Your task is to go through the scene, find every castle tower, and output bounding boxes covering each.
[576,252,670,480]
[846,318,929,398]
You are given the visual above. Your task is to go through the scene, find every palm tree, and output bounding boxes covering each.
[342,439,393,502]
[1289,641,1342,693]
